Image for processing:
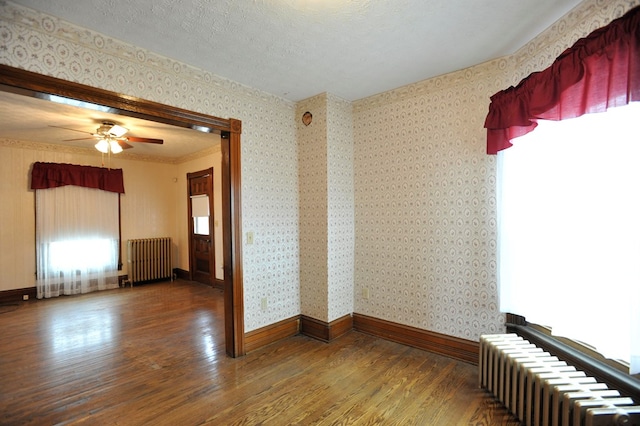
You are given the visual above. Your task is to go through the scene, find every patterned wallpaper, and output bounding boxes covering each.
[1,0,636,339]
[326,94,355,322]
[297,93,354,323]
[350,0,639,341]
[352,61,505,339]
[298,94,329,321]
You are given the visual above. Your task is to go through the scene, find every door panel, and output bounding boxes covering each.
[193,235,211,282]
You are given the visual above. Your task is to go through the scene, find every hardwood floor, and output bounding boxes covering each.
[0,280,520,425]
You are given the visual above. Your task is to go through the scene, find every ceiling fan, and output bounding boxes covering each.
[51,121,164,153]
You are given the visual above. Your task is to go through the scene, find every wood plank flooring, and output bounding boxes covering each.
[0,280,520,425]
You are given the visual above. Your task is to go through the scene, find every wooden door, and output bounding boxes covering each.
[187,169,215,286]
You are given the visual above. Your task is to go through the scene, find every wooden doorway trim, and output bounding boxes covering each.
[222,127,244,357]
[0,64,245,357]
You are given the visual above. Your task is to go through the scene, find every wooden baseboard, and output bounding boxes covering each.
[0,287,37,303]
[244,314,353,353]
[353,313,479,365]
[172,269,223,290]
[173,268,189,280]
[243,313,477,365]
[300,314,353,342]
[245,315,300,353]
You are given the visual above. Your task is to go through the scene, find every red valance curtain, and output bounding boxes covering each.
[31,162,125,194]
[485,5,640,154]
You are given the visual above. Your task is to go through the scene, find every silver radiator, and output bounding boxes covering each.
[479,333,640,426]
[126,237,172,284]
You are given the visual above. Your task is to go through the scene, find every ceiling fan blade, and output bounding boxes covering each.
[49,125,92,135]
[118,141,133,150]
[126,136,164,144]
[63,137,95,141]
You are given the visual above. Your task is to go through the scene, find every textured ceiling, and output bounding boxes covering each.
[8,0,584,102]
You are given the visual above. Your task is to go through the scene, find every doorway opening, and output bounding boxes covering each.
[0,64,245,357]
[188,168,215,286]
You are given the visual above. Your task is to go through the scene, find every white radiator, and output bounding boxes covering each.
[479,333,640,426]
[126,238,172,284]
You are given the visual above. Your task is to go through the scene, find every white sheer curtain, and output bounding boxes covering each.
[36,184,120,298]
[498,103,640,374]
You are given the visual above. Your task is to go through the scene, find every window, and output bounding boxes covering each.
[497,103,640,373]
[191,194,210,236]
[485,5,640,375]
[35,184,120,298]
[32,162,124,298]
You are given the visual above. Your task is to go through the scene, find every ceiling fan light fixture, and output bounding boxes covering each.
[95,139,109,153]
[95,138,122,154]
[109,140,123,154]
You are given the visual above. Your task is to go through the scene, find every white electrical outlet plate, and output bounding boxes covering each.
[247,231,254,245]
